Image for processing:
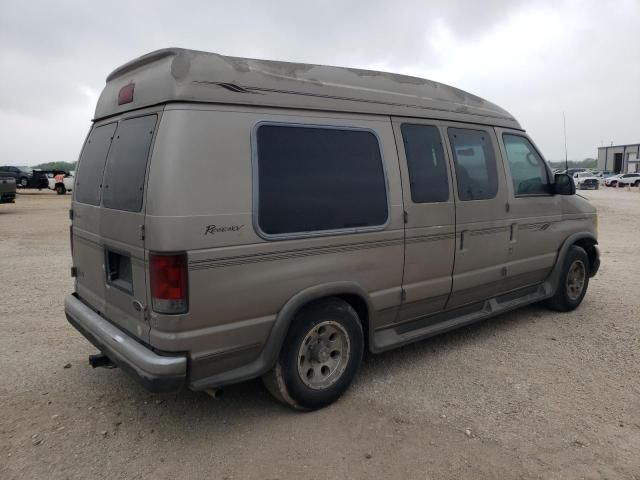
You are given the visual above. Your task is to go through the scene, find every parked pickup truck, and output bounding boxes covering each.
[1,176,16,203]
[46,171,75,195]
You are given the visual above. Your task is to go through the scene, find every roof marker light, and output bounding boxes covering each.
[118,82,135,105]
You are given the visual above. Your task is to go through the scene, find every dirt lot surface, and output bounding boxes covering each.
[1,189,640,479]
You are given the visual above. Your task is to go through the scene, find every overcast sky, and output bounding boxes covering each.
[1,0,638,166]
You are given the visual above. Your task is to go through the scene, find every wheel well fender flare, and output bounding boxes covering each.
[546,232,598,294]
[264,282,373,369]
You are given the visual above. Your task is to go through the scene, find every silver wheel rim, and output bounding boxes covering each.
[297,320,350,390]
[566,259,586,301]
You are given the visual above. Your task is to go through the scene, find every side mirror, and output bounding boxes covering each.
[554,173,576,195]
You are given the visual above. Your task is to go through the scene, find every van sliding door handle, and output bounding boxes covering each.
[460,230,467,251]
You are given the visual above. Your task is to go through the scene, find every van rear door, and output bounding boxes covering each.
[72,112,159,343]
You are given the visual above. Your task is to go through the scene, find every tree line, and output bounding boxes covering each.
[33,161,77,172]
[548,158,597,169]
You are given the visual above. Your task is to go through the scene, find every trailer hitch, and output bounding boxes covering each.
[89,353,117,369]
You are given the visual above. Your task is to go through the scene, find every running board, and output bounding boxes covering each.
[372,283,550,352]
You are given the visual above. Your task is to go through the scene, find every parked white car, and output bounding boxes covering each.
[604,174,623,187]
[47,172,75,195]
[573,171,599,190]
[605,173,640,187]
[616,173,640,187]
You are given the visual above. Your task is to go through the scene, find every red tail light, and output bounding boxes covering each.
[149,253,188,314]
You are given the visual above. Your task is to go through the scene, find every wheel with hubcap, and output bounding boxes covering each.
[545,245,590,311]
[19,177,28,188]
[263,298,364,410]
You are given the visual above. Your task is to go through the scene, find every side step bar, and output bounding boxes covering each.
[373,283,550,352]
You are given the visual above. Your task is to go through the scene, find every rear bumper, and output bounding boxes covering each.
[64,294,187,393]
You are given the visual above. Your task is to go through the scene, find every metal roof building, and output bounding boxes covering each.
[597,143,640,173]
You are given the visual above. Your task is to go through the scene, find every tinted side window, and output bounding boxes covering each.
[448,128,498,201]
[103,115,157,212]
[75,123,117,205]
[401,124,449,203]
[502,134,550,196]
[256,125,388,236]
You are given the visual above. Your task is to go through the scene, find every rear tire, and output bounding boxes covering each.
[545,245,590,312]
[55,184,66,195]
[19,177,28,188]
[263,298,364,410]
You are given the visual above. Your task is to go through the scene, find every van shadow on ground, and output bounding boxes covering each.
[84,301,546,423]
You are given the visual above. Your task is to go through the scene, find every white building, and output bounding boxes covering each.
[597,143,640,173]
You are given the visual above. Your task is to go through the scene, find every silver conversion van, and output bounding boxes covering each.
[65,48,599,410]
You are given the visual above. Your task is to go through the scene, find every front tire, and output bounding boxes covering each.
[545,245,590,312]
[263,298,364,410]
[55,184,66,195]
[19,177,28,188]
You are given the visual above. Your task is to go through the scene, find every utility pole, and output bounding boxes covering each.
[563,112,568,171]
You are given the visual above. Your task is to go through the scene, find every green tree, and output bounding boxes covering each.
[33,161,76,172]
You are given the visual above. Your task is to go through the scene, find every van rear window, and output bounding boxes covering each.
[102,115,157,212]
[74,123,117,206]
[256,125,388,236]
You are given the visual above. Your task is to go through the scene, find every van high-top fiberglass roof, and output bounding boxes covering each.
[95,48,521,129]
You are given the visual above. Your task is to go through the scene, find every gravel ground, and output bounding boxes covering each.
[1,188,639,479]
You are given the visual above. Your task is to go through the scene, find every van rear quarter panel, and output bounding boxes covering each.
[145,105,404,371]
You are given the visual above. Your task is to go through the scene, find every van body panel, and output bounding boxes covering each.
[73,219,108,315]
[144,106,404,362]
[71,107,162,343]
[96,49,522,131]
[495,128,568,290]
[391,118,456,326]
[441,122,513,308]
